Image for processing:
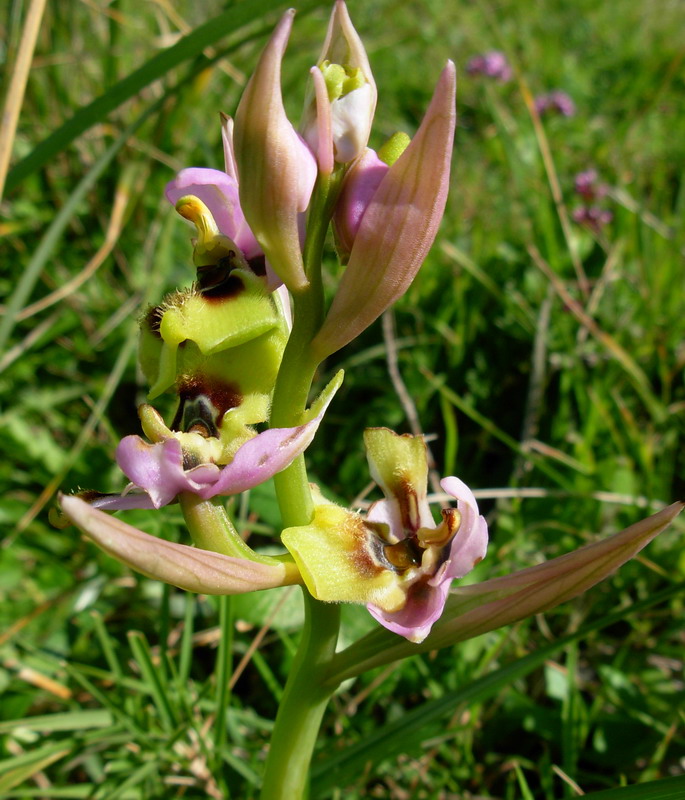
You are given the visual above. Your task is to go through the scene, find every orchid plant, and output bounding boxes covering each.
[58,3,683,798]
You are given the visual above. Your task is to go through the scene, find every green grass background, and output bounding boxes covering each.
[1,0,684,797]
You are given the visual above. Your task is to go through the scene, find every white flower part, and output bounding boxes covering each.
[331,84,375,163]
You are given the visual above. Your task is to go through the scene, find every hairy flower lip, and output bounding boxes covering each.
[283,428,487,643]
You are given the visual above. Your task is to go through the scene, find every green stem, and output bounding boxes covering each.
[260,593,340,800]
[261,169,347,799]
[270,168,346,528]
[214,594,234,758]
[179,492,282,565]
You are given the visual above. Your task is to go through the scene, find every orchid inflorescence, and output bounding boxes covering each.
[60,0,467,644]
[60,2,680,658]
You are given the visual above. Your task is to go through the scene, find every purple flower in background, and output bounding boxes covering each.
[535,90,576,117]
[574,169,608,202]
[467,51,512,82]
[572,205,613,230]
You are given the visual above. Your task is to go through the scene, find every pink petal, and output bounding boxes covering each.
[440,476,489,580]
[165,167,261,259]
[115,436,219,509]
[205,415,325,498]
[333,148,388,258]
[368,580,451,643]
[86,491,157,511]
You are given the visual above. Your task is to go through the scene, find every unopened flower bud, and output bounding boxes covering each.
[303,0,377,172]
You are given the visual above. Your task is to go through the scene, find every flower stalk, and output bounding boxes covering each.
[261,170,347,798]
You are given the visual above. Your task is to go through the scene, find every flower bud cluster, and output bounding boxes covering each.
[232,0,456,357]
[572,169,613,231]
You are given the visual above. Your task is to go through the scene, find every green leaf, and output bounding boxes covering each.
[0,709,112,734]
[0,745,71,794]
[310,580,685,796]
[581,776,685,800]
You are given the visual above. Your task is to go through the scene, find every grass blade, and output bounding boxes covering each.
[581,776,685,800]
[311,580,685,795]
[127,630,176,732]
[4,0,304,193]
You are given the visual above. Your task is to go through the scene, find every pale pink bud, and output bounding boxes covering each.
[312,61,456,358]
[303,0,377,172]
[234,10,317,291]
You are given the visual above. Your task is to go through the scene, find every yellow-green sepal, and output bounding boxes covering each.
[363,427,428,500]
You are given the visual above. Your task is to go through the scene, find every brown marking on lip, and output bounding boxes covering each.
[179,375,242,417]
[248,254,266,276]
[196,257,246,301]
[172,375,242,434]
[143,305,164,338]
[344,516,388,578]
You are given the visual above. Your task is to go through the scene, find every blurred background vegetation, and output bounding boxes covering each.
[1,0,684,797]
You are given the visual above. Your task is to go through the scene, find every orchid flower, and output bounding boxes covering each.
[282,428,488,642]
[64,423,683,651]
[312,61,457,359]
[73,370,343,513]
